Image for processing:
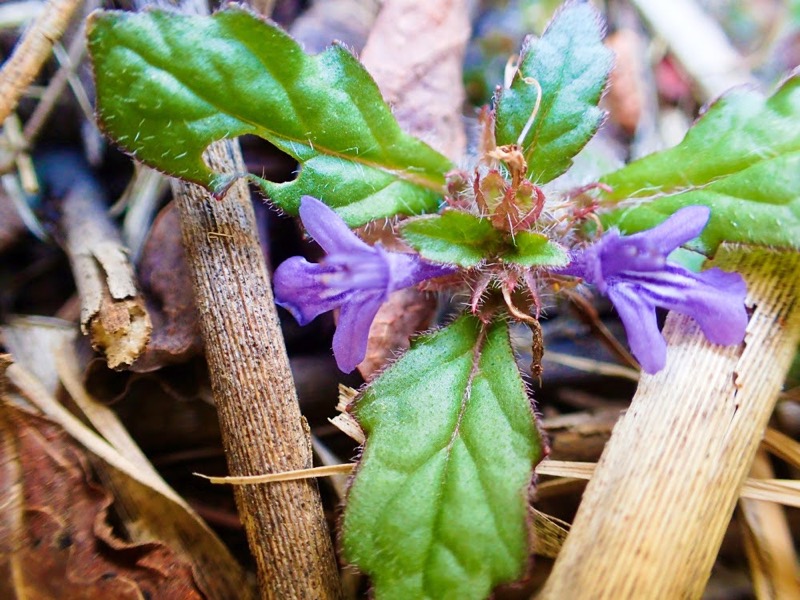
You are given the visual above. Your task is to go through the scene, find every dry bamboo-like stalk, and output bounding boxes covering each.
[0,0,83,123]
[171,140,341,599]
[60,175,152,368]
[739,451,799,600]
[0,355,9,392]
[540,247,800,599]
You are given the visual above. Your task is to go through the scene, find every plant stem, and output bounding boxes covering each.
[540,247,800,599]
[172,140,341,599]
[127,0,342,590]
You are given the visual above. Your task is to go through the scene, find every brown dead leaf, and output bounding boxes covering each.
[355,0,469,379]
[0,400,203,600]
[3,319,253,600]
[290,0,381,53]
[360,0,470,161]
[0,188,26,253]
[358,288,438,379]
[133,201,203,372]
[604,29,645,135]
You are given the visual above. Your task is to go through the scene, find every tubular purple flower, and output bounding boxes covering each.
[273,196,454,373]
[561,206,748,373]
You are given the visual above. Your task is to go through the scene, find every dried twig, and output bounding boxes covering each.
[540,247,800,598]
[195,458,800,507]
[543,350,640,381]
[172,140,341,599]
[126,0,343,590]
[0,0,84,124]
[60,174,152,368]
[630,0,755,101]
[22,30,87,145]
[739,451,799,599]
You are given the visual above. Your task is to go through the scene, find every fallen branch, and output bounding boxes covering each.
[172,140,341,599]
[60,172,152,368]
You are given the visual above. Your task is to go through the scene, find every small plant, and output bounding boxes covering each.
[87,1,800,597]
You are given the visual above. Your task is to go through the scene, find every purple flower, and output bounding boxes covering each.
[273,196,454,373]
[562,206,747,373]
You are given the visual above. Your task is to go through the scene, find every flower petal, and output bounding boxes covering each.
[299,196,373,255]
[625,205,710,255]
[273,256,347,325]
[556,243,606,290]
[380,246,457,291]
[607,283,666,373]
[332,290,385,372]
[635,265,748,346]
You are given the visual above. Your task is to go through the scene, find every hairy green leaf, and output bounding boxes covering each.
[342,315,542,600]
[399,211,502,267]
[87,6,453,226]
[505,231,569,267]
[401,211,568,268]
[494,1,613,184]
[600,73,800,253]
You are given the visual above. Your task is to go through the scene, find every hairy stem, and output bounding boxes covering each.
[172,140,341,599]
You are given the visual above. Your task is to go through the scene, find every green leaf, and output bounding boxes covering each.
[668,247,708,273]
[399,211,502,267]
[87,6,453,226]
[494,1,613,184]
[400,210,568,268]
[600,73,800,253]
[505,231,569,267]
[342,315,542,600]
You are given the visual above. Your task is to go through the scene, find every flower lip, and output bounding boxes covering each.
[560,205,747,374]
[273,196,455,373]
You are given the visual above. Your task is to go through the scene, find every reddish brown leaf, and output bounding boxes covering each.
[360,0,470,162]
[604,29,646,135]
[0,400,204,599]
[133,201,203,373]
[355,0,469,378]
[0,188,26,253]
[358,288,438,379]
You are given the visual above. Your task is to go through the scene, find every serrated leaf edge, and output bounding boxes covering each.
[87,6,451,198]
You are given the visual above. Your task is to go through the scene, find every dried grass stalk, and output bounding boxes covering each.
[540,247,800,599]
